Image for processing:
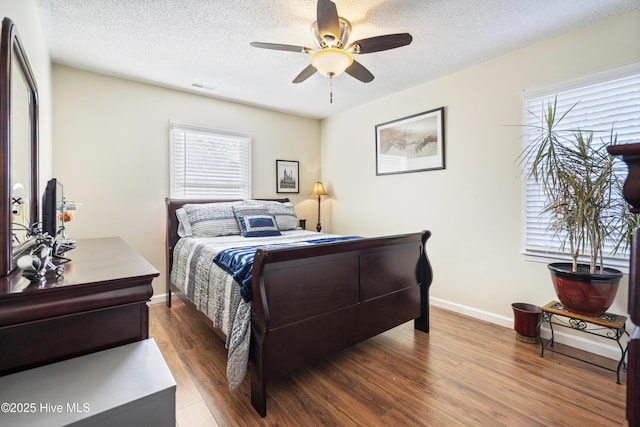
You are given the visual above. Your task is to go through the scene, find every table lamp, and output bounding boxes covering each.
[309,181,328,232]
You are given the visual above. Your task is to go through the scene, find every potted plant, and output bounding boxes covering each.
[521,97,639,317]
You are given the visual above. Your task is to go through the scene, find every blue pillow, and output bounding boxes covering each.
[237,214,282,237]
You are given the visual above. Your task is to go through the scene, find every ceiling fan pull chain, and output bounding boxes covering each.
[329,72,334,103]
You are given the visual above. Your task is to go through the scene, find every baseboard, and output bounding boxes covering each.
[149,293,167,305]
[151,292,624,361]
[430,297,625,361]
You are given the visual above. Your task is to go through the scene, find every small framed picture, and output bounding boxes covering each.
[276,160,299,193]
[375,107,445,175]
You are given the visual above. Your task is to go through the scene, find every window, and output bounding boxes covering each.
[523,63,640,266]
[170,122,251,199]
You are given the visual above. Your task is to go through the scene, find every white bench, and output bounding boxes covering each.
[0,339,175,426]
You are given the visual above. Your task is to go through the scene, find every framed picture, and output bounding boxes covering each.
[276,160,299,193]
[375,107,445,175]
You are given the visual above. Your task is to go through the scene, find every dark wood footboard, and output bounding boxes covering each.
[249,231,432,416]
[164,198,433,417]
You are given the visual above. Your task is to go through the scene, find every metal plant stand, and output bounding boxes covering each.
[539,301,629,384]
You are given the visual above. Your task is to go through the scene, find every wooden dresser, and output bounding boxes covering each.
[607,143,640,427]
[0,237,159,376]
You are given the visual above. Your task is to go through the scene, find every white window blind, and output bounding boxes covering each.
[170,122,251,199]
[523,63,640,264]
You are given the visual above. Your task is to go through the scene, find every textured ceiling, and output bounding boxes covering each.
[36,0,640,119]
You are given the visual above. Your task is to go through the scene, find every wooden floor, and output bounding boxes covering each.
[149,300,627,426]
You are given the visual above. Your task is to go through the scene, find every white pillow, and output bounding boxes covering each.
[176,208,191,237]
[179,201,244,237]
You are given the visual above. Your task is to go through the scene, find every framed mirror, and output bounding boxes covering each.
[0,17,39,277]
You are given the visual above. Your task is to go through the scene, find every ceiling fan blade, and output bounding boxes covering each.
[293,64,317,83]
[345,60,374,83]
[347,33,413,54]
[317,0,340,42]
[250,42,311,54]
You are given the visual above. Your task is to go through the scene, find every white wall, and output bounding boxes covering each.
[0,0,53,191]
[321,10,640,343]
[51,66,321,296]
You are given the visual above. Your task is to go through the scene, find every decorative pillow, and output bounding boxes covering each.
[244,200,298,231]
[232,204,270,228]
[236,214,282,237]
[180,202,243,237]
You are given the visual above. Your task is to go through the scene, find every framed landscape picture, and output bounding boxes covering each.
[276,160,299,193]
[375,107,445,175]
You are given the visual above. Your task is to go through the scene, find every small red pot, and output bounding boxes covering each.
[512,303,542,343]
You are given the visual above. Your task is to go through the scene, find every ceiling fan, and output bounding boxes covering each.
[250,0,412,89]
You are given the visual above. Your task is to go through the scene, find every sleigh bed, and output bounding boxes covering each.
[165,198,433,417]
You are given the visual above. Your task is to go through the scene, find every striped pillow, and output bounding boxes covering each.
[245,200,298,230]
[180,202,243,237]
[232,205,270,229]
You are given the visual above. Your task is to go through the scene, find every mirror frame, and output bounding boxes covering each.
[0,17,39,277]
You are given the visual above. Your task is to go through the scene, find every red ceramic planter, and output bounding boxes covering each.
[548,263,622,317]
[511,303,542,343]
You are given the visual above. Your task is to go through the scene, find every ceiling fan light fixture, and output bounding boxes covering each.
[311,17,352,49]
[250,1,411,86]
[310,48,353,77]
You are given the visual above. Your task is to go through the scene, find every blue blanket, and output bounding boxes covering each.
[213,236,361,302]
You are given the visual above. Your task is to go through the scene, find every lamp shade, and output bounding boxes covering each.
[310,48,353,77]
[310,181,328,197]
[11,183,26,200]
